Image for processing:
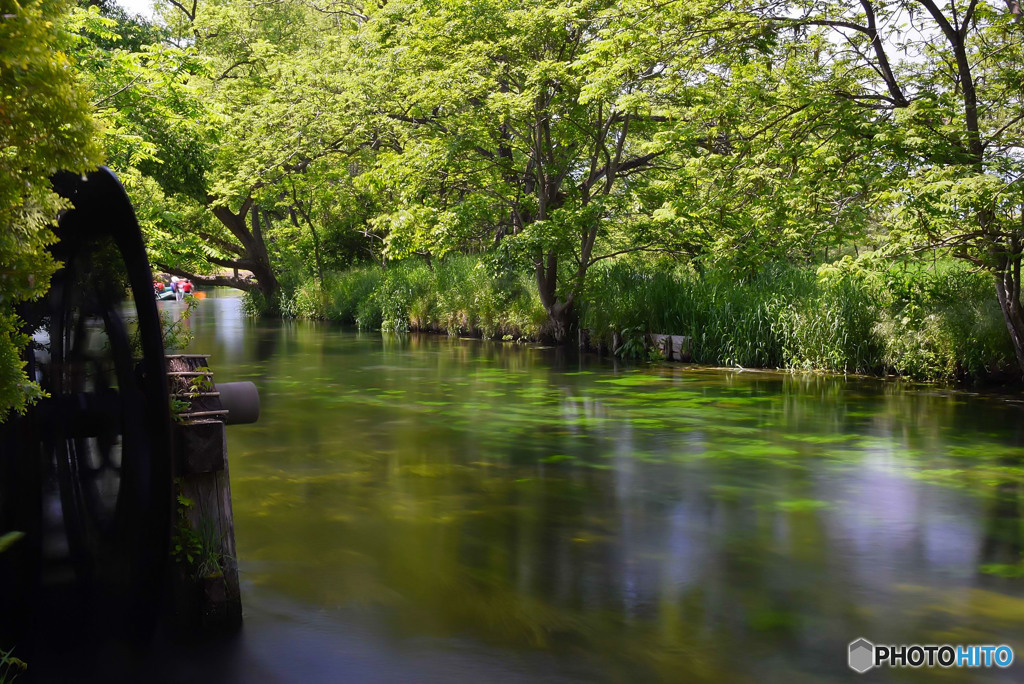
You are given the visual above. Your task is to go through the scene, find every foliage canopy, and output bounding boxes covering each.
[2,0,1023,398]
[0,0,102,415]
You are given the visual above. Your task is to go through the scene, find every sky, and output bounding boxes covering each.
[117,0,155,19]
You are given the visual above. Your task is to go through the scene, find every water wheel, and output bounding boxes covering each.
[0,168,173,647]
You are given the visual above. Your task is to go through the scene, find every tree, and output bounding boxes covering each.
[67,4,276,295]
[0,0,102,417]
[660,0,1024,370]
[65,0,390,306]
[582,6,890,277]
[138,0,371,303]
[353,0,680,339]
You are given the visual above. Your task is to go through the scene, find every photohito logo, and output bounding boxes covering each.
[848,639,875,673]
[848,638,1014,673]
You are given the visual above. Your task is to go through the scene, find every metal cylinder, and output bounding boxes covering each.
[216,381,260,425]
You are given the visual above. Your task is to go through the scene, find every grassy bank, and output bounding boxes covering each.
[582,262,1013,381]
[252,256,549,338]
[250,256,1015,383]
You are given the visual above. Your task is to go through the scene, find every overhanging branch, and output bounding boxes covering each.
[154,262,258,291]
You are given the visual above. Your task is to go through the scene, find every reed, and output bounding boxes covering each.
[581,260,1012,380]
[265,256,1014,382]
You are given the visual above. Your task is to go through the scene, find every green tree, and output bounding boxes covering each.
[0,0,102,417]
[65,5,263,293]
[353,0,679,339]
[647,0,1024,370]
[787,0,1024,371]
[139,0,371,302]
[595,0,933,274]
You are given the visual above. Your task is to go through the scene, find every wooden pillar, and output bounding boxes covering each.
[166,355,242,632]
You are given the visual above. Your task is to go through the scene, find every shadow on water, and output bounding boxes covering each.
[142,292,1024,682]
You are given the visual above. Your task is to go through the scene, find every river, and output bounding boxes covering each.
[161,292,1024,682]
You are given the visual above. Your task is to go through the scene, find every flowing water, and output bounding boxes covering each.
[163,292,1024,682]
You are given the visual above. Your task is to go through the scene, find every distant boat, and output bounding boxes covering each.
[156,290,205,301]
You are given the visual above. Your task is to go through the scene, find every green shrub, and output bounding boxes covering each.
[874,264,1012,380]
[293,280,328,320]
[241,289,278,317]
[782,273,880,373]
[317,255,546,338]
[325,267,381,324]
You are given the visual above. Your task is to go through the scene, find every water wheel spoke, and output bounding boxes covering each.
[62,389,124,441]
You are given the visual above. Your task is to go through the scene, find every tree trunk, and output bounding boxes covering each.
[207,196,280,303]
[252,207,279,301]
[544,300,576,343]
[994,264,1024,376]
[534,251,578,342]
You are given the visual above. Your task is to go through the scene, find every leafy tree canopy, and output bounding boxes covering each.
[0,0,102,416]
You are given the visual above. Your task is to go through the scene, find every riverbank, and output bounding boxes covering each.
[251,256,1016,383]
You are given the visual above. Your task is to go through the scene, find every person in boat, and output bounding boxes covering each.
[154,276,174,301]
[183,280,193,297]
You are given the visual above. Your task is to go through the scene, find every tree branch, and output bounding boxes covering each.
[859,0,909,106]
[580,151,665,194]
[153,263,258,291]
[961,0,981,35]
[988,112,1024,146]
[588,244,688,265]
[218,60,255,80]
[166,0,196,21]
[92,76,144,108]
[387,112,449,134]
[205,255,257,270]
[767,5,908,106]
[915,0,959,43]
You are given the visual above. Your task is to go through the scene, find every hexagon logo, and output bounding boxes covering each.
[849,638,875,673]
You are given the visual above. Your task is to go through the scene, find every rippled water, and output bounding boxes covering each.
[163,292,1024,682]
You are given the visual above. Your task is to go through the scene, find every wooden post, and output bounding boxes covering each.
[651,334,672,360]
[675,335,693,362]
[166,355,242,632]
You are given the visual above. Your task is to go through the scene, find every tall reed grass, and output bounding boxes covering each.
[582,260,1013,380]
[255,256,1014,382]
[581,264,880,372]
[270,255,547,339]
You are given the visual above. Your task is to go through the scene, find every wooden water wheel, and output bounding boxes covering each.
[0,168,173,646]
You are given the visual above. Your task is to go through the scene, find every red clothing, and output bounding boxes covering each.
[183,282,193,293]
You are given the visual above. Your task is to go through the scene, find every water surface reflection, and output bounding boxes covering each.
[164,293,1024,682]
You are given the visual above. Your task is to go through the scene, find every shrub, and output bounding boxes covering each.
[241,289,278,317]
[325,267,381,324]
[874,264,1012,380]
